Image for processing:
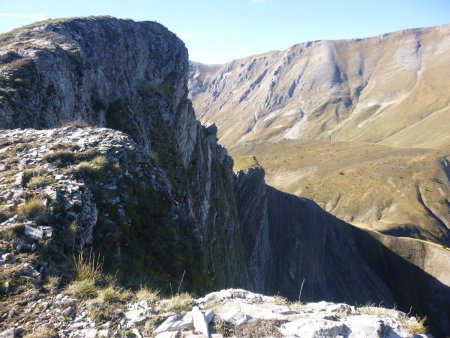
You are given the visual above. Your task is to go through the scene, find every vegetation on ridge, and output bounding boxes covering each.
[232,155,259,172]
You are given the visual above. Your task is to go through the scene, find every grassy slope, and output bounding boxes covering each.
[190,25,450,150]
[231,140,450,245]
[232,156,259,172]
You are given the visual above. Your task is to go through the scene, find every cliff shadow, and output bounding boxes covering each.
[264,186,450,336]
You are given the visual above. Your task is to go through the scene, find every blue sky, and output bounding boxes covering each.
[0,0,449,64]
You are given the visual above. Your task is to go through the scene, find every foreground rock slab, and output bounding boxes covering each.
[152,289,430,338]
[0,288,429,337]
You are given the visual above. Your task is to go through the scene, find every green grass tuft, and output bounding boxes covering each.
[73,251,103,282]
[66,278,97,299]
[136,287,160,305]
[17,197,46,218]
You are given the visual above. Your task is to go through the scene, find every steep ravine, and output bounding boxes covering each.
[0,17,449,336]
[237,168,450,336]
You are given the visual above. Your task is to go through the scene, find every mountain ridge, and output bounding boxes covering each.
[191,22,450,66]
[189,23,450,148]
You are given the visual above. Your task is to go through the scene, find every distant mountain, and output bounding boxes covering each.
[189,24,450,246]
[190,24,450,149]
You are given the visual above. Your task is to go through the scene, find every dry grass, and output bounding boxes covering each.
[98,285,132,303]
[43,276,60,290]
[22,167,47,183]
[27,176,51,189]
[74,155,108,176]
[356,304,428,334]
[66,278,97,299]
[73,251,103,282]
[43,149,75,163]
[63,119,90,129]
[90,155,108,168]
[212,317,236,337]
[404,315,428,335]
[17,197,46,218]
[273,295,289,305]
[74,161,97,175]
[66,251,104,299]
[289,301,305,312]
[236,320,281,338]
[356,304,398,317]
[161,292,196,312]
[211,318,283,338]
[24,327,57,338]
[136,287,160,305]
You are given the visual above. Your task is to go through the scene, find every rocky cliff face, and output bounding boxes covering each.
[1,17,450,337]
[0,16,248,291]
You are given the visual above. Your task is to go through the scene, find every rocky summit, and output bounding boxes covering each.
[0,16,449,337]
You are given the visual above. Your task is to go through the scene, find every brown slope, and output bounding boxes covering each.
[232,141,450,245]
[189,24,450,149]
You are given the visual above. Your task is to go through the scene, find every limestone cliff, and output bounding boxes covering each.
[0,16,248,291]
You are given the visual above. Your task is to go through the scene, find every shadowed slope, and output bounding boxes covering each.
[265,183,450,336]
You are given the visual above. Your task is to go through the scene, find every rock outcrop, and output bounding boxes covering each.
[0,17,450,337]
[0,16,248,291]
[0,288,431,337]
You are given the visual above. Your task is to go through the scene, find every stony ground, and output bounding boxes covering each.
[0,288,429,337]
